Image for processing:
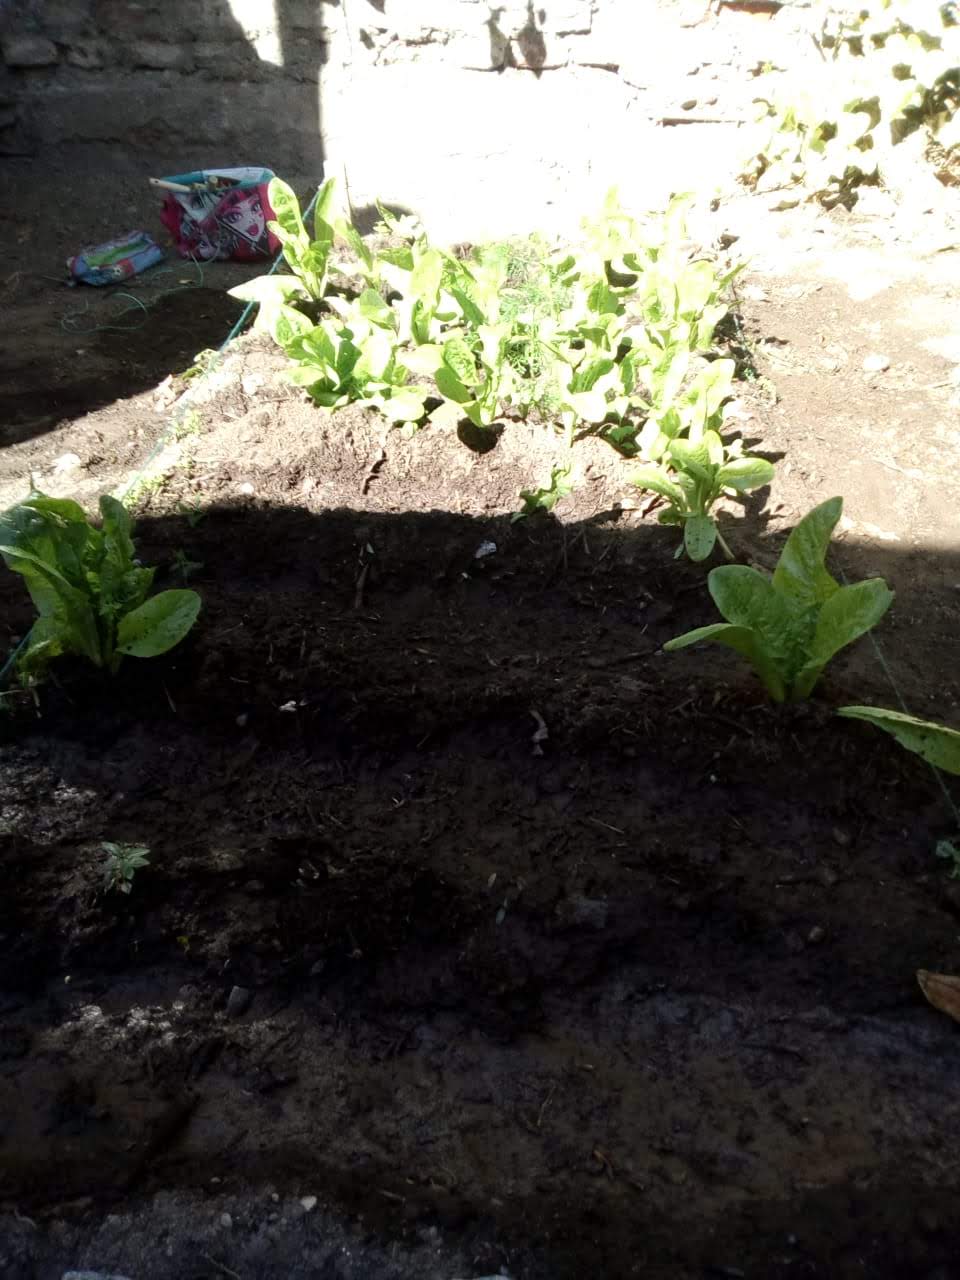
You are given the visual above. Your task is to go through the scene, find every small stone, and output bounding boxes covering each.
[52,452,82,474]
[3,35,59,67]
[832,827,850,848]
[226,986,252,1018]
[681,98,697,110]
[862,353,890,373]
[807,925,826,944]
[237,482,255,496]
[300,1195,317,1212]
[219,1212,233,1229]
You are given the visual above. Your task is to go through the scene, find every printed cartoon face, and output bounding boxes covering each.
[222,191,266,245]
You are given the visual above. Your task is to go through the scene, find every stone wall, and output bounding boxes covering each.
[0,0,820,239]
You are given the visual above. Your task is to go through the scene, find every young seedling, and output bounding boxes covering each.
[664,497,893,700]
[101,841,150,895]
[632,431,774,561]
[172,549,204,583]
[0,493,201,677]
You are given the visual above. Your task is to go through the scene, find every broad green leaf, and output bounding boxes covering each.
[684,514,717,562]
[677,260,718,317]
[669,438,715,483]
[708,563,811,688]
[272,303,315,351]
[631,466,685,506]
[477,324,507,370]
[565,388,609,423]
[442,336,479,386]
[449,285,486,328]
[353,326,393,381]
[410,248,444,304]
[381,387,428,423]
[572,358,616,394]
[286,364,332,388]
[435,365,472,405]
[313,176,339,243]
[357,287,395,329]
[268,177,307,243]
[0,543,103,665]
[399,344,444,375]
[772,496,843,607]
[690,359,735,418]
[116,590,201,658]
[463,398,498,428]
[664,621,787,701]
[517,465,574,518]
[794,578,894,697]
[718,456,775,492]
[837,707,960,776]
[228,275,310,307]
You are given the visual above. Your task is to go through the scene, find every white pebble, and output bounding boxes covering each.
[862,353,890,373]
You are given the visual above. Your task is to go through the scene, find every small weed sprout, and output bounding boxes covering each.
[101,841,150,895]
[172,549,204,582]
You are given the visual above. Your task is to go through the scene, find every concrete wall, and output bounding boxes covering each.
[0,0,820,240]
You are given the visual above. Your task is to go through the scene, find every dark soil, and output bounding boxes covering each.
[3,355,960,1278]
[3,196,960,1279]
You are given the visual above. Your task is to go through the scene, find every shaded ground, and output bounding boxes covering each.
[2,176,960,1280]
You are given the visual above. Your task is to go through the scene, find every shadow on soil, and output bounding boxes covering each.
[0,0,326,449]
[2,501,960,1278]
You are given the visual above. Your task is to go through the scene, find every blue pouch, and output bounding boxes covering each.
[67,231,165,287]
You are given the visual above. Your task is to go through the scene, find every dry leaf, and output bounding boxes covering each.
[917,970,960,1024]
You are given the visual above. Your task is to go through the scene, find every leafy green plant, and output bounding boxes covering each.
[172,549,204,582]
[664,497,893,700]
[234,180,747,514]
[0,494,201,676]
[101,841,150,895]
[744,0,959,204]
[632,431,775,562]
[229,176,373,329]
[273,306,429,422]
[515,464,574,519]
[837,706,960,773]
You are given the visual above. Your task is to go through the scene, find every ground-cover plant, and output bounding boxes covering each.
[837,706,960,773]
[631,429,775,561]
[233,179,749,512]
[0,494,201,677]
[101,841,150,895]
[664,497,893,700]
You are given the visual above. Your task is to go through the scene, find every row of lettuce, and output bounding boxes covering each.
[0,178,958,783]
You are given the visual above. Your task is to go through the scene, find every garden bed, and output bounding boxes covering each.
[2,200,960,1279]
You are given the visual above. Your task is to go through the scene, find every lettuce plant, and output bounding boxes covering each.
[0,494,201,676]
[837,707,960,775]
[632,430,775,562]
[229,176,373,330]
[274,306,429,423]
[664,497,893,700]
